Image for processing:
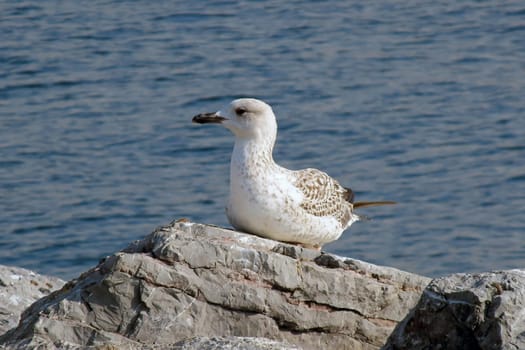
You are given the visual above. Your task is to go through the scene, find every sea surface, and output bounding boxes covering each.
[1,1,524,280]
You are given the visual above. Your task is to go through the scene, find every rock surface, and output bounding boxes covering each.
[172,336,302,349]
[383,270,525,350]
[0,221,430,349]
[0,265,64,336]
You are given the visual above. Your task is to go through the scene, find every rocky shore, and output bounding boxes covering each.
[1,221,523,349]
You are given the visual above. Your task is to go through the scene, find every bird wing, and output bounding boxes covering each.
[292,168,351,226]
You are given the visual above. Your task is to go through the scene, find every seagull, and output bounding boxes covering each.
[192,98,395,250]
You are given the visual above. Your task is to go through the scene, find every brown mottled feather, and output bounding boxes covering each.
[293,169,396,227]
[293,168,351,226]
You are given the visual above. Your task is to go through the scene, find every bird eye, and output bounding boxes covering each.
[235,107,247,116]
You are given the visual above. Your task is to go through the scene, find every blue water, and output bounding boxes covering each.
[1,1,524,280]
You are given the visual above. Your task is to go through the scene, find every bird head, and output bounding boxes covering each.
[193,98,277,141]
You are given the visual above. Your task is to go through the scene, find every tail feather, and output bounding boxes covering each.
[353,201,397,209]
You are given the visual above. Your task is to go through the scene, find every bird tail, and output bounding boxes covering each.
[354,201,396,222]
[353,201,397,209]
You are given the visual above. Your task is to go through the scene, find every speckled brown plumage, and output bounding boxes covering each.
[293,168,352,227]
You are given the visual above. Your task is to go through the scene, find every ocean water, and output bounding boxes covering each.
[1,1,524,280]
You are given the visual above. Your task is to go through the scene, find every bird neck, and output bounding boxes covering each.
[231,136,277,175]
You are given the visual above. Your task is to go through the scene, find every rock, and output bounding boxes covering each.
[0,221,430,350]
[0,265,64,336]
[382,270,525,350]
[173,336,301,349]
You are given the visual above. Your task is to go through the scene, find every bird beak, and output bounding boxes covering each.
[192,112,228,124]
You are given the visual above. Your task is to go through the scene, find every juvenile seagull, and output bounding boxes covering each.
[193,98,395,249]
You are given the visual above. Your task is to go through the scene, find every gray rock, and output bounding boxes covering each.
[382,270,525,350]
[0,221,429,350]
[0,265,64,336]
[172,336,301,349]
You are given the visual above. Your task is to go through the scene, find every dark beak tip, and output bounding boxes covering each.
[192,113,227,124]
